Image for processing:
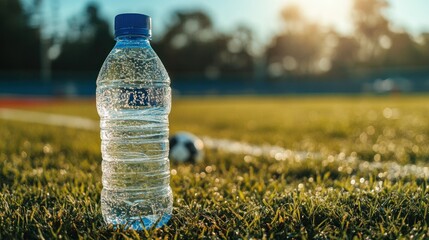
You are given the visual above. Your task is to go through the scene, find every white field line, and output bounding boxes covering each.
[1,108,429,180]
[202,137,429,180]
[0,108,98,130]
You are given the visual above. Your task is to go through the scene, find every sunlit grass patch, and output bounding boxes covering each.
[1,95,429,239]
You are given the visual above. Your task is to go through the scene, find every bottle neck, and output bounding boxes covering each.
[114,35,151,48]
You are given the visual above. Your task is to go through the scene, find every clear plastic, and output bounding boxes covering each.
[96,35,172,230]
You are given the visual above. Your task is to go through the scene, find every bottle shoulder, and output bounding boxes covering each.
[108,44,158,60]
[97,45,169,84]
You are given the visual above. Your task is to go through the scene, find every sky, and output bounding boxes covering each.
[38,0,429,45]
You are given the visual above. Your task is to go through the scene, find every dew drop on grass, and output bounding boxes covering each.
[374,154,381,162]
[205,166,213,173]
[367,125,375,135]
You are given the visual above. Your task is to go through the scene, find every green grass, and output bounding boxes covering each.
[1,95,429,239]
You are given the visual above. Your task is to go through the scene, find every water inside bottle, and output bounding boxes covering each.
[97,83,172,229]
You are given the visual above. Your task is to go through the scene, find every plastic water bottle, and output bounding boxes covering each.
[96,13,172,230]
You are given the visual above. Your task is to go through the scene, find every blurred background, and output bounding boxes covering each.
[1,0,429,97]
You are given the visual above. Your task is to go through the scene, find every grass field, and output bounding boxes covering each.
[1,95,429,239]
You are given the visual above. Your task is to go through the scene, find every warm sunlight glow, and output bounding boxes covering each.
[287,0,353,33]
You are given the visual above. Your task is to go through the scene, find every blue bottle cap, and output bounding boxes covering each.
[115,13,152,38]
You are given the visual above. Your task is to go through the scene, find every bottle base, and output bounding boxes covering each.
[105,213,171,230]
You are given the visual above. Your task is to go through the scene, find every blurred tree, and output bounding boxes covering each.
[266,0,429,79]
[280,4,305,33]
[352,0,391,64]
[0,0,40,71]
[52,3,114,72]
[154,11,218,76]
[214,25,254,74]
[266,5,333,78]
[330,36,359,76]
[352,0,429,68]
[382,31,421,67]
[153,10,253,79]
[416,33,429,65]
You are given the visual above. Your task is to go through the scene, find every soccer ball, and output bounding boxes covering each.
[169,132,204,163]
